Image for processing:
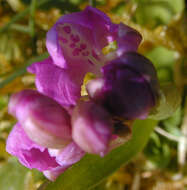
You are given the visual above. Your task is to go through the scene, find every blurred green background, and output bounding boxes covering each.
[0,0,187,189]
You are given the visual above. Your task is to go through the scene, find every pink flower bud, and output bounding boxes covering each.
[8,90,72,149]
[71,100,113,156]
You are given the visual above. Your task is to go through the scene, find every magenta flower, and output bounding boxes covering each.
[28,6,142,107]
[6,6,159,181]
[6,90,85,181]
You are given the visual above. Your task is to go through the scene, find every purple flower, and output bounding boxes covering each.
[6,90,85,181]
[27,6,142,107]
[87,52,159,119]
[6,6,159,181]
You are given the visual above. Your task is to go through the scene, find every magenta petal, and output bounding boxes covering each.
[56,142,85,166]
[8,90,72,149]
[116,23,142,56]
[46,6,117,71]
[6,123,58,171]
[44,142,85,181]
[43,165,69,181]
[72,101,113,156]
[27,57,81,106]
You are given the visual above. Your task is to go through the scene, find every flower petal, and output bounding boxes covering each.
[87,52,159,119]
[44,142,85,181]
[46,6,117,71]
[8,90,72,149]
[43,165,69,181]
[116,23,142,56]
[72,100,113,156]
[27,57,81,106]
[6,123,58,171]
[55,142,85,166]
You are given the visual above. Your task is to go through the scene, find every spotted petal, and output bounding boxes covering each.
[46,6,118,71]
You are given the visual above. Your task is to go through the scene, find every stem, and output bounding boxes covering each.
[89,0,96,7]
[155,127,183,142]
[29,0,36,37]
[178,97,187,168]
[0,52,49,89]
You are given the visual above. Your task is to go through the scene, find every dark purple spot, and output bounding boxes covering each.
[82,51,89,56]
[70,43,76,48]
[63,26,71,34]
[59,37,68,43]
[80,43,87,50]
[72,48,81,56]
[70,34,80,43]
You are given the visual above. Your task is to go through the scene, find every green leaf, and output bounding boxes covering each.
[43,119,157,190]
[149,83,181,120]
[0,158,31,190]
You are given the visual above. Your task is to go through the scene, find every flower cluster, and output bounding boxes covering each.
[6,6,159,181]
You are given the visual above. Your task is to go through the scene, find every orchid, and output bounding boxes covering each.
[6,6,159,181]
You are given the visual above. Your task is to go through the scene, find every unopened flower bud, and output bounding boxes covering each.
[72,100,113,156]
[8,90,72,148]
[87,52,159,119]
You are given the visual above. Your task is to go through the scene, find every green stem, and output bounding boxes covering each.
[29,0,36,37]
[0,52,49,89]
[89,0,96,7]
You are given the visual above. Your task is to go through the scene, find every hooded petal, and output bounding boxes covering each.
[6,123,58,171]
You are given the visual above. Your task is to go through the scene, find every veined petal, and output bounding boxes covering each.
[6,123,58,171]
